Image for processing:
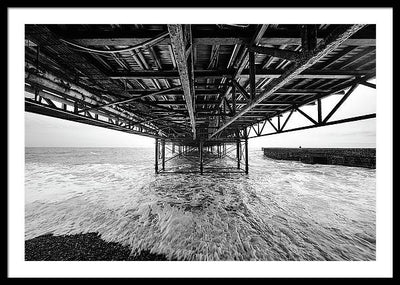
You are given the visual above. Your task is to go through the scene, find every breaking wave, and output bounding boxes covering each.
[25,147,376,260]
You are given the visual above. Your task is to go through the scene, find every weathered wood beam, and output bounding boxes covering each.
[168,24,196,139]
[209,25,366,139]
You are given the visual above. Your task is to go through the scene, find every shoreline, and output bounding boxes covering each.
[25,232,173,261]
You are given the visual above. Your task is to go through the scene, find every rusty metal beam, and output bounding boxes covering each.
[68,37,375,47]
[248,51,256,100]
[249,45,301,61]
[107,69,368,80]
[79,86,181,113]
[301,25,318,52]
[249,113,376,139]
[168,24,197,139]
[209,24,366,139]
[323,84,359,123]
[213,24,269,132]
[25,98,163,139]
[359,81,376,89]
[241,72,375,132]
[145,100,293,106]
[231,79,250,100]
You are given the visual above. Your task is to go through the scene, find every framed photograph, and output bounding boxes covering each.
[7,6,393,278]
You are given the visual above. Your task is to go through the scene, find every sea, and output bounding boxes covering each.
[25,147,376,261]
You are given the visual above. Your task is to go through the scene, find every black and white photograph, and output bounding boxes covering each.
[7,7,393,278]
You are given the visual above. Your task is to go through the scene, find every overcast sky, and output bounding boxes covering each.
[25,82,376,149]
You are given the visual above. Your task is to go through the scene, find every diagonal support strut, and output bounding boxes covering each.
[209,24,366,139]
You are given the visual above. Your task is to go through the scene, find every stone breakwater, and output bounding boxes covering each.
[262,148,375,169]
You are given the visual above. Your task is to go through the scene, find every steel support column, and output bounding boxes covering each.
[155,138,159,174]
[162,139,166,171]
[236,139,241,169]
[249,51,256,100]
[317,98,322,124]
[199,142,204,175]
[245,138,249,174]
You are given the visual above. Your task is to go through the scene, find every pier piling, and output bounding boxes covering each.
[245,138,249,174]
[155,138,159,174]
[200,142,204,175]
[162,140,166,171]
[237,140,241,169]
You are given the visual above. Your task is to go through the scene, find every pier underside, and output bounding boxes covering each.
[155,139,249,174]
[25,24,376,174]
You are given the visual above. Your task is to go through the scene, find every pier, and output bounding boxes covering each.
[25,24,376,174]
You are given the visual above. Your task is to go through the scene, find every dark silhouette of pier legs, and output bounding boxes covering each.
[161,139,166,171]
[237,139,241,170]
[245,137,249,174]
[199,142,204,175]
[155,138,159,174]
[153,139,248,174]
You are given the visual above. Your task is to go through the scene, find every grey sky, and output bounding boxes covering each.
[25,82,376,148]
